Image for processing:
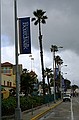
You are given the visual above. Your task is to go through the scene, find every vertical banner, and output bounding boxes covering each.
[55,68,59,80]
[19,17,31,54]
[62,78,65,87]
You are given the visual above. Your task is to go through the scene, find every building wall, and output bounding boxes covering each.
[1,62,22,98]
[1,74,16,90]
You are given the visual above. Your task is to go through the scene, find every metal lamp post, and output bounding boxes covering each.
[31,57,34,71]
[14,0,22,119]
[29,54,34,71]
[61,72,67,97]
[60,65,67,99]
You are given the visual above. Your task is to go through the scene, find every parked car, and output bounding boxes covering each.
[63,94,71,102]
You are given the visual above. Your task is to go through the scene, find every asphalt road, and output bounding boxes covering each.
[39,96,79,120]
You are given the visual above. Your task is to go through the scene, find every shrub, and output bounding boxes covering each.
[2,95,47,116]
[2,97,16,116]
[20,97,28,111]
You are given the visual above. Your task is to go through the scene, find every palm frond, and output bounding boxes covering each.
[33,11,38,17]
[31,17,36,21]
[40,11,46,16]
[34,20,39,25]
[37,9,46,17]
[42,19,46,24]
[43,16,48,19]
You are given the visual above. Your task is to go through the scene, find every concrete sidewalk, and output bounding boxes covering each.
[2,100,62,120]
[23,100,62,120]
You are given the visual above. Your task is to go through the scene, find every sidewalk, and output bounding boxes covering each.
[2,100,62,120]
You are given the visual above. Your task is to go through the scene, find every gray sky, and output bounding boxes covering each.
[1,0,79,86]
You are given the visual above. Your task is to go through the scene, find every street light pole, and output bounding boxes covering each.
[60,65,67,99]
[29,54,32,71]
[31,57,34,71]
[59,65,62,99]
[61,72,67,96]
[14,0,22,119]
[29,54,34,71]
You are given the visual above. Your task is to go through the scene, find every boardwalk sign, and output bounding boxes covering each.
[19,17,31,54]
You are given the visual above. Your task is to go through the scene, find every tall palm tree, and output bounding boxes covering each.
[50,45,58,102]
[55,56,63,97]
[31,9,48,95]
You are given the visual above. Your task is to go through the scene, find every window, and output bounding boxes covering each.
[4,68,7,73]
[2,67,12,74]
[7,81,9,86]
[7,67,11,73]
[10,82,12,87]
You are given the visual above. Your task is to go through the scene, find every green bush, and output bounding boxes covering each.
[2,95,49,116]
[32,96,44,106]
[2,96,44,116]
[20,97,28,111]
[2,97,16,116]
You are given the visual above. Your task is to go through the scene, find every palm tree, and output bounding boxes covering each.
[44,68,52,94]
[55,56,63,98]
[20,69,37,95]
[55,56,63,82]
[31,9,48,95]
[50,45,58,102]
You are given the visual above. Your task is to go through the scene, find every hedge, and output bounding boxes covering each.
[2,96,44,116]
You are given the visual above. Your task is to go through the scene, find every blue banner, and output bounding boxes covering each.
[19,17,31,54]
[62,78,65,87]
[55,68,59,80]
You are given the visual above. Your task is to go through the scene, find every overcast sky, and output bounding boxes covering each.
[1,0,79,86]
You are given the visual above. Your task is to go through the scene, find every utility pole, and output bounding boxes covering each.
[14,0,22,119]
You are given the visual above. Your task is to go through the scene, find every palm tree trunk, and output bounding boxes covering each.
[47,76,51,94]
[38,20,45,95]
[53,52,56,102]
[55,58,56,94]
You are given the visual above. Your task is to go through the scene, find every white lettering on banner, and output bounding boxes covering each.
[22,22,30,50]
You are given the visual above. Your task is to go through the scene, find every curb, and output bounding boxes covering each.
[31,100,62,120]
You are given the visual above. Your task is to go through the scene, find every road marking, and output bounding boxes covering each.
[71,99,74,120]
[31,101,62,120]
[76,99,79,104]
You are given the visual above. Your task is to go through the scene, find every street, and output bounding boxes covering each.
[39,96,79,120]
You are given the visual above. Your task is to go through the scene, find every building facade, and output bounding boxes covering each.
[1,62,22,98]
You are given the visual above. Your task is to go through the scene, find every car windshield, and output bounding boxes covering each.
[64,94,70,97]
